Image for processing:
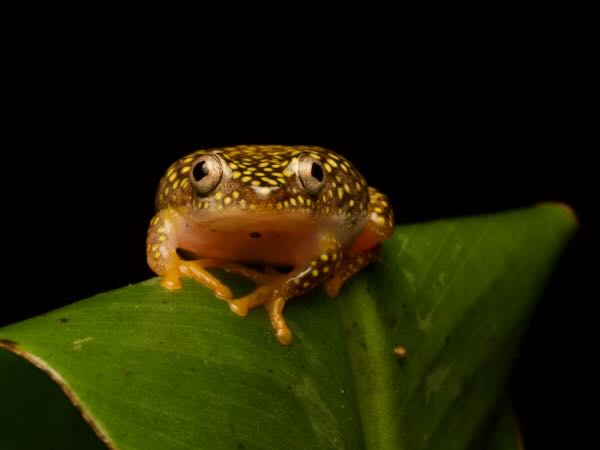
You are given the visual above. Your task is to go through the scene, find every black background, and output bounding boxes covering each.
[4,7,597,449]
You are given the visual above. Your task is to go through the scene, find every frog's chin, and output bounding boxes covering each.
[187,209,332,233]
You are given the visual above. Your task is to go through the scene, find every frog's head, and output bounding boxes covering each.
[157,146,369,232]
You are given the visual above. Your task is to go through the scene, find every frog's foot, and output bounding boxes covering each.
[178,258,281,301]
[226,282,292,345]
[227,285,277,316]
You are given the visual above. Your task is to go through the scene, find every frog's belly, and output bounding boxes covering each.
[177,221,322,266]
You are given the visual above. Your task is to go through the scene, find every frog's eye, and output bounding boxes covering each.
[190,154,223,195]
[298,154,325,195]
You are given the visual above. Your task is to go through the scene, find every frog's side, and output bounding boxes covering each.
[147,145,394,344]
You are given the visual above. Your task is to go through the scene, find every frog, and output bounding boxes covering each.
[147,145,394,345]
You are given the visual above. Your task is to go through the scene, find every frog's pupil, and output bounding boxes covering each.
[311,163,324,182]
[193,161,209,181]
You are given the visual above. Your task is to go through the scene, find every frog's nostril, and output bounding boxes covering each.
[249,231,262,239]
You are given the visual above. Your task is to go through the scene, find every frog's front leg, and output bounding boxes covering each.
[325,187,395,297]
[147,208,235,299]
[227,234,344,345]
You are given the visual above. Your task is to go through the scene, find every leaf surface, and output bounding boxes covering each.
[0,204,575,449]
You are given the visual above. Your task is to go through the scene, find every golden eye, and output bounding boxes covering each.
[190,154,223,196]
[298,154,325,195]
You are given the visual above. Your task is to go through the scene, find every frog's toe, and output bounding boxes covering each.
[228,285,275,317]
[229,298,249,316]
[161,276,182,290]
[275,326,293,345]
[179,260,234,299]
[324,276,342,298]
[266,295,292,345]
[214,284,234,300]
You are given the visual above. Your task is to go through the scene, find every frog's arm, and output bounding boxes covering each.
[146,208,235,298]
[325,187,395,297]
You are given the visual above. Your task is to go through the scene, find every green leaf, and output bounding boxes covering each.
[477,398,524,450]
[0,204,575,449]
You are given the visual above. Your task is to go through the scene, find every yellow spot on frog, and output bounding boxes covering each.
[214,191,223,200]
[320,254,329,261]
[232,171,242,179]
[224,196,232,205]
[311,269,319,277]
[262,177,278,186]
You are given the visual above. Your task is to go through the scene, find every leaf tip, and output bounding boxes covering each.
[536,201,579,227]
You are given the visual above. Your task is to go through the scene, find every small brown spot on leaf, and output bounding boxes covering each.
[393,346,408,360]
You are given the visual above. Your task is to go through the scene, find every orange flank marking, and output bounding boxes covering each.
[349,228,380,254]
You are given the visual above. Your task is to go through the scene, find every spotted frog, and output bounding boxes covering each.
[147,145,394,344]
